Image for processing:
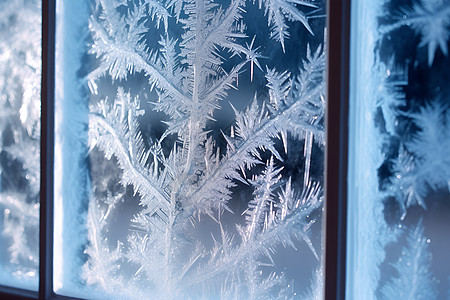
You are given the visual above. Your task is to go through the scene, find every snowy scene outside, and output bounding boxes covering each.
[54,0,326,299]
[348,0,450,299]
[0,0,41,291]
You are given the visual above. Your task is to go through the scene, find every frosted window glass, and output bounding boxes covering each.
[348,0,450,299]
[54,0,327,298]
[0,0,41,291]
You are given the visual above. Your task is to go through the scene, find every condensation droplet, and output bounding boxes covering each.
[427,238,431,243]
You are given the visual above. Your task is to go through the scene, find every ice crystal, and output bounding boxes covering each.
[301,263,323,300]
[390,103,450,216]
[381,0,450,66]
[400,0,450,66]
[380,220,437,300]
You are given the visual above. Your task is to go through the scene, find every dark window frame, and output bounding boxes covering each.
[324,0,350,299]
[0,0,351,298]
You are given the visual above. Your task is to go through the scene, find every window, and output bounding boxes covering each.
[54,0,327,298]
[1,0,449,299]
[347,1,450,299]
[0,0,41,292]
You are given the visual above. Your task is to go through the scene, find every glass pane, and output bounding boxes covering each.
[54,0,327,298]
[0,0,41,291]
[348,0,450,299]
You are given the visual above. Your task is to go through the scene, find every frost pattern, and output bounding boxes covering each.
[80,0,325,298]
[377,0,450,217]
[380,221,437,300]
[390,103,450,213]
[0,0,41,289]
[348,0,450,299]
[301,264,324,300]
[381,0,450,66]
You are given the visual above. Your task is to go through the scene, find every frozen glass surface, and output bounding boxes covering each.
[0,0,41,291]
[54,0,327,298]
[348,0,450,299]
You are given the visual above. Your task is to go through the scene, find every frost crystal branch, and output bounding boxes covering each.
[83,0,325,298]
[380,220,437,300]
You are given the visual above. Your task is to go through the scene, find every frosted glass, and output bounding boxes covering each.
[0,0,41,291]
[54,0,327,298]
[348,0,450,299]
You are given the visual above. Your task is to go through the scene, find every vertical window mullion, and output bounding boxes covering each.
[324,0,351,299]
[40,0,56,299]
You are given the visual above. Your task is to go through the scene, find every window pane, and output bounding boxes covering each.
[55,0,327,298]
[0,0,41,291]
[348,0,450,299]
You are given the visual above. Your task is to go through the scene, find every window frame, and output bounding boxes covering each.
[324,0,350,299]
[0,0,351,298]
[39,0,55,299]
